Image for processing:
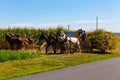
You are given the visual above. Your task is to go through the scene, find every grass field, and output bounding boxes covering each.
[0,49,120,80]
[0,50,41,62]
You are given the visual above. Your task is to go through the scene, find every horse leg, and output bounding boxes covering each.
[46,44,49,54]
[54,45,56,54]
[16,44,18,50]
[59,44,62,54]
[17,43,22,50]
[16,44,19,50]
[79,46,81,53]
[52,44,56,54]
[10,44,14,50]
[61,44,66,54]
[60,45,63,54]
[63,46,66,53]
[69,41,72,54]
[77,43,81,54]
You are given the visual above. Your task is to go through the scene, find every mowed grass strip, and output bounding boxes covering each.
[0,50,120,80]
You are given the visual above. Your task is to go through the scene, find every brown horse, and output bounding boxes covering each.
[39,33,57,54]
[5,33,23,50]
[5,33,34,50]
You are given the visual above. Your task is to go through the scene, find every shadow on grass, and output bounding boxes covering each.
[91,51,112,54]
[41,52,63,55]
[41,50,112,55]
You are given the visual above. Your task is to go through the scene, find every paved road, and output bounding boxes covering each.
[12,58,120,80]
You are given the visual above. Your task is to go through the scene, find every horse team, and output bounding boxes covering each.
[5,29,83,54]
[5,33,34,50]
[39,29,83,54]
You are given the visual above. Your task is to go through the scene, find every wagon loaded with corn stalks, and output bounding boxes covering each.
[67,29,93,53]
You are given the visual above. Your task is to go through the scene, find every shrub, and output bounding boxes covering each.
[89,29,118,53]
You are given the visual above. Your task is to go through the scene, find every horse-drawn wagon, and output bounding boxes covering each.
[39,29,93,54]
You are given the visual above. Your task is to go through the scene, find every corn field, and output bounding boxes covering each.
[0,26,118,53]
[0,26,68,49]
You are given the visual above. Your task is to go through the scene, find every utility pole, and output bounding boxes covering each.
[68,24,70,30]
[96,16,98,30]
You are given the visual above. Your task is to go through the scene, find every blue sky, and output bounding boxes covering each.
[0,0,120,32]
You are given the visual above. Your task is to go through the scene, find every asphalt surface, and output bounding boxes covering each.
[12,58,120,80]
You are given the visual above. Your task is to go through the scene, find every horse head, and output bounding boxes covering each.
[39,32,48,42]
[14,34,20,37]
[60,32,67,42]
[27,38,34,44]
[78,29,83,35]
[9,33,14,37]
[5,34,12,42]
[49,33,57,40]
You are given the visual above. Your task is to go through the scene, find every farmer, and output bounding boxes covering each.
[60,31,66,36]
[82,30,86,40]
